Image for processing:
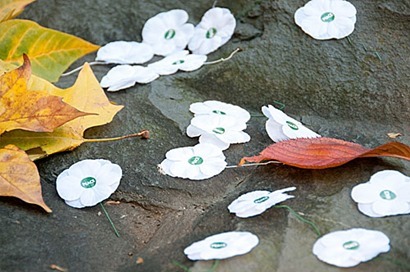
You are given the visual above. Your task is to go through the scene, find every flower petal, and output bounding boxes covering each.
[184,231,259,260]
[193,143,225,159]
[79,189,99,207]
[372,199,410,216]
[56,175,84,201]
[357,203,383,217]
[313,228,390,267]
[65,199,85,208]
[142,9,193,56]
[133,66,160,84]
[166,146,194,161]
[199,134,230,150]
[186,124,204,137]
[351,183,379,203]
[96,41,154,64]
[100,65,139,91]
[265,119,288,142]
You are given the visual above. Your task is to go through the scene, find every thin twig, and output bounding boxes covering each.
[61,61,107,76]
[226,161,281,169]
[83,130,149,143]
[100,202,120,238]
[204,48,242,65]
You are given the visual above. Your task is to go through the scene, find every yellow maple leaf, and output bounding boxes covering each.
[0,19,99,82]
[0,63,124,160]
[0,54,90,135]
[0,0,36,22]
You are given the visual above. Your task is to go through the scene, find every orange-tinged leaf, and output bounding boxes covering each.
[0,144,51,212]
[0,55,90,134]
[0,0,35,22]
[240,137,410,169]
[0,63,124,160]
[0,19,99,82]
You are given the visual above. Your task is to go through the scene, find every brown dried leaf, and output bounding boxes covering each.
[240,137,410,169]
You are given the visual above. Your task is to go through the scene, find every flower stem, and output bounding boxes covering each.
[172,260,191,272]
[204,48,242,65]
[83,130,150,143]
[226,161,281,168]
[100,202,120,238]
[61,61,107,76]
[209,260,220,272]
[273,100,286,110]
[275,205,321,237]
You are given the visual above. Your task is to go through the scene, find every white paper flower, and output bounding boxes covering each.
[159,143,227,180]
[351,170,410,218]
[190,100,251,123]
[228,187,296,218]
[313,228,390,268]
[142,9,194,56]
[294,0,357,40]
[262,104,320,142]
[188,7,236,55]
[100,65,159,91]
[184,231,259,260]
[147,50,207,75]
[95,41,154,64]
[56,159,122,208]
[187,115,250,150]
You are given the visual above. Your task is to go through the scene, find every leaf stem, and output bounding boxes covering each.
[226,161,281,168]
[204,48,242,65]
[61,61,107,76]
[275,205,321,237]
[100,202,120,238]
[83,130,150,143]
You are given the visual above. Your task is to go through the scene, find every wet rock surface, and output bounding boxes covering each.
[1,0,409,271]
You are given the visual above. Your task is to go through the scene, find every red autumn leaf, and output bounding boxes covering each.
[239,137,410,169]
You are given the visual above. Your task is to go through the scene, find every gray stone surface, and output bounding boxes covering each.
[1,0,409,271]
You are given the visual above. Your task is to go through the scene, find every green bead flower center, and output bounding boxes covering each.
[81,177,96,188]
[286,121,299,130]
[379,190,397,200]
[172,60,185,65]
[188,156,203,165]
[212,127,225,134]
[343,240,360,250]
[210,242,227,249]
[164,29,176,40]
[321,12,335,23]
[206,27,217,39]
[212,110,226,115]
[254,196,270,204]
